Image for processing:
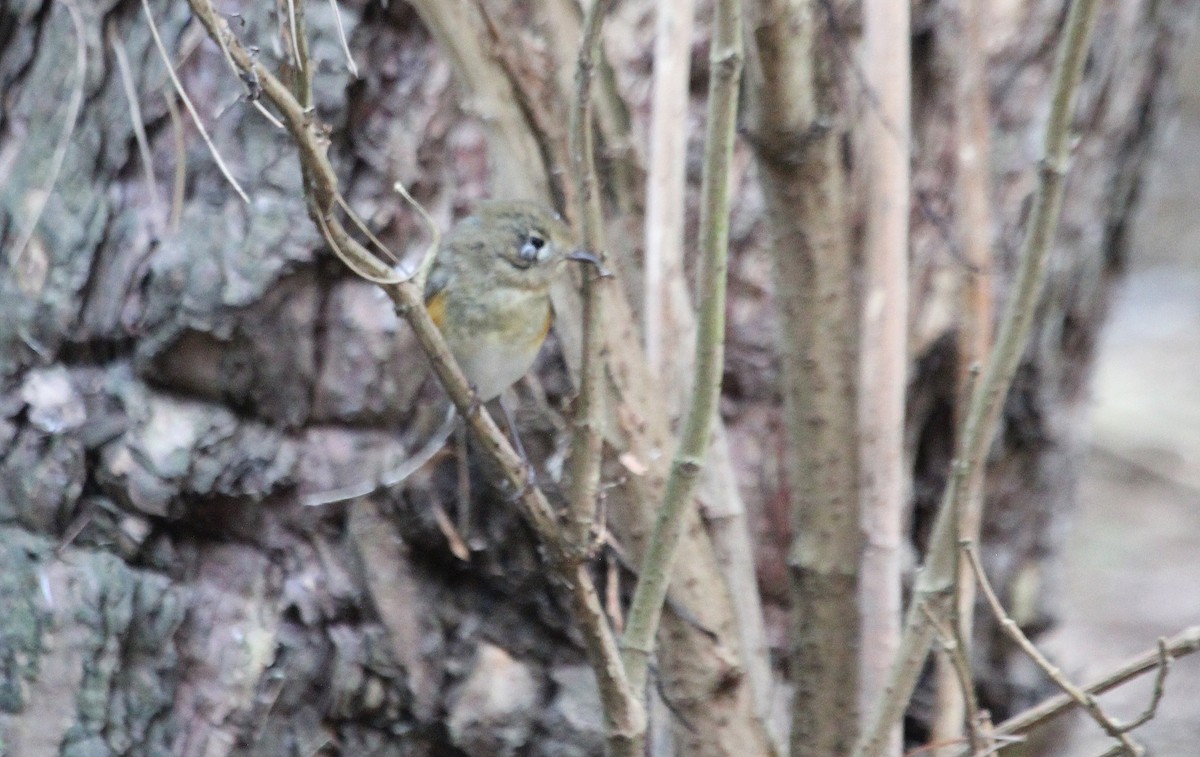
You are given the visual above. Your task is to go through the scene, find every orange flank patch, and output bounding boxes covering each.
[426,290,447,331]
[538,307,553,343]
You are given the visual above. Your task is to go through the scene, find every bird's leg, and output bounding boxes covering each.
[455,420,472,540]
[498,392,538,499]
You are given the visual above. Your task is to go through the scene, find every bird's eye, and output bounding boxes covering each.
[519,233,547,263]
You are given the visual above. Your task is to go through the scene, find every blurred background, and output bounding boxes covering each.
[1056,24,1200,756]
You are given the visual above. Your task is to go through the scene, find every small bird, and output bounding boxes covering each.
[424,200,597,402]
[302,201,599,506]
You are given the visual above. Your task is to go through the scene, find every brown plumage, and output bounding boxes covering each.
[423,201,578,402]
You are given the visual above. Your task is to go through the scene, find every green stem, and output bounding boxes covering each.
[619,0,743,697]
[565,0,612,554]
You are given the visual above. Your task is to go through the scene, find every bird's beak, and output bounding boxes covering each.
[567,249,611,277]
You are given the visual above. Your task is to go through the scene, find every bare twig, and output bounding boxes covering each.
[10,0,87,269]
[208,15,285,129]
[393,180,442,288]
[164,92,187,231]
[963,543,1144,755]
[284,0,303,70]
[936,0,997,745]
[972,627,1200,750]
[1122,639,1171,731]
[619,0,743,702]
[920,605,983,754]
[142,0,249,203]
[108,24,162,222]
[563,0,612,552]
[326,0,359,78]
[854,2,1102,753]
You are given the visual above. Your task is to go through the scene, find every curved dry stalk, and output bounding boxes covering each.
[108,24,161,221]
[619,0,743,700]
[142,0,248,204]
[327,0,359,78]
[10,0,87,269]
[393,180,442,288]
[164,92,187,231]
[854,1,1102,753]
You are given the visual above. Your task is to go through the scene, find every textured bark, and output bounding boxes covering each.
[0,0,1190,755]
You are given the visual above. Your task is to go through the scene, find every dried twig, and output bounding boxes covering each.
[920,604,983,754]
[966,629,1200,753]
[963,543,1145,755]
[10,0,87,269]
[164,92,187,231]
[108,24,162,222]
[327,0,359,78]
[142,0,249,203]
[393,180,441,288]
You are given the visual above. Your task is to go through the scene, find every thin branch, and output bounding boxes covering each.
[475,1,574,215]
[854,1,1102,752]
[938,0,997,743]
[142,0,249,203]
[963,543,1144,755]
[920,605,983,755]
[327,0,359,78]
[970,628,1200,751]
[10,0,87,269]
[108,23,162,222]
[209,15,285,129]
[393,180,442,289]
[619,0,743,699]
[564,0,613,553]
[1121,639,1170,731]
[284,0,303,72]
[336,195,400,264]
[164,91,187,231]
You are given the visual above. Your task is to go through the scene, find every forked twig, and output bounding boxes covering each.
[963,542,1146,755]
